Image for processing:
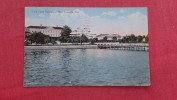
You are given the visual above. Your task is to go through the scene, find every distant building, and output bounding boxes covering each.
[25,25,63,38]
[70,27,97,39]
[86,34,97,39]
[96,34,109,40]
[70,31,97,39]
[96,34,121,41]
[70,33,81,37]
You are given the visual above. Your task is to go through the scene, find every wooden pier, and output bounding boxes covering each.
[97,43,149,51]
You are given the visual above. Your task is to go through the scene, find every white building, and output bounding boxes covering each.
[70,31,97,39]
[25,25,63,37]
[96,34,109,40]
[85,34,97,39]
[96,34,121,41]
[70,27,97,39]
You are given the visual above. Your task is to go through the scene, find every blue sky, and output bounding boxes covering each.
[25,7,148,36]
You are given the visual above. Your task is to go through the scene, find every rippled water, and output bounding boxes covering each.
[24,49,150,86]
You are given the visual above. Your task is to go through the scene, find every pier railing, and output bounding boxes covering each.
[97,43,149,51]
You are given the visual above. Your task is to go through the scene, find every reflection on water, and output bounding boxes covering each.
[24,49,150,86]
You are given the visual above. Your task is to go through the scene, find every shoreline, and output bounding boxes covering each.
[25,43,148,50]
[25,45,98,49]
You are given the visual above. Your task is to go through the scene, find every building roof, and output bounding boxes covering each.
[53,27,64,29]
[27,26,63,29]
[96,34,121,38]
[27,26,46,29]
[96,34,109,37]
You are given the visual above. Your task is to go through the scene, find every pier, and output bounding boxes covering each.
[97,43,149,51]
[25,43,149,51]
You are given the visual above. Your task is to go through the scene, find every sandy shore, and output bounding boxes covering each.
[25,45,98,50]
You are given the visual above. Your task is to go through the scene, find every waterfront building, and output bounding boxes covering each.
[70,33,81,37]
[96,34,109,40]
[70,31,97,39]
[96,34,122,41]
[86,34,97,39]
[70,27,97,39]
[25,25,63,38]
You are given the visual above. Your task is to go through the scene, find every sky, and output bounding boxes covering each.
[25,7,148,36]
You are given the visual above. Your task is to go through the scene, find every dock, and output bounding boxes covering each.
[97,43,149,51]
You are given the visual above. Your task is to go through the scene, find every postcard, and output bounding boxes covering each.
[24,7,150,86]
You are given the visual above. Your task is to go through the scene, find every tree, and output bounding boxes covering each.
[129,34,137,43]
[118,39,122,43]
[103,36,107,42]
[80,34,88,44]
[59,25,72,42]
[145,35,148,43]
[44,36,50,44]
[117,34,148,43]
[123,36,129,43]
[137,35,143,43]
[112,36,117,42]
[27,32,50,44]
[93,38,98,42]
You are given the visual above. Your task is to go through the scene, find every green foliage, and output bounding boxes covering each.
[137,35,143,43]
[93,38,98,42]
[112,36,117,42]
[118,34,148,43]
[68,36,80,43]
[145,35,148,43]
[24,40,30,45]
[26,32,51,44]
[89,38,98,44]
[129,34,137,43]
[81,34,88,43]
[103,36,107,41]
[68,34,89,44]
[59,25,72,42]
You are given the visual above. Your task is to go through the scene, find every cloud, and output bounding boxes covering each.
[127,12,147,20]
[26,9,148,36]
[120,9,125,13]
[102,11,117,16]
[116,12,148,35]
[48,9,92,30]
[118,16,126,20]
[118,12,147,22]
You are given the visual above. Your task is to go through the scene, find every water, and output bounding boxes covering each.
[24,49,150,86]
